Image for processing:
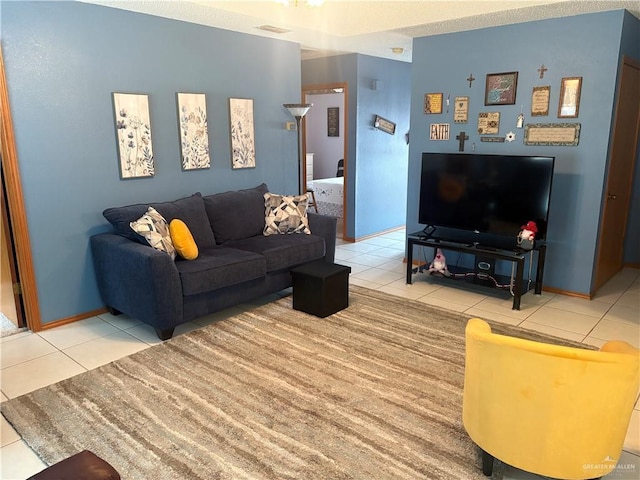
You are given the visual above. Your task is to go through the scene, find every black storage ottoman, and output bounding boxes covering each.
[290,260,351,317]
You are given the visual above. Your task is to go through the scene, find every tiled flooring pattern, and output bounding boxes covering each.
[1,228,639,479]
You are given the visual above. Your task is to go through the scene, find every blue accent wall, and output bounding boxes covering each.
[408,10,639,295]
[302,54,411,239]
[2,1,302,324]
[3,2,638,326]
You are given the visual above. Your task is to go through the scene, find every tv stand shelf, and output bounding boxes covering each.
[406,232,546,310]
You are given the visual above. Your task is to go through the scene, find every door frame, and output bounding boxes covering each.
[301,82,348,240]
[1,46,42,332]
[593,55,640,292]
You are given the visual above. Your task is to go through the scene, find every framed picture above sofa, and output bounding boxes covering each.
[112,92,155,179]
[177,93,210,171]
[229,97,256,169]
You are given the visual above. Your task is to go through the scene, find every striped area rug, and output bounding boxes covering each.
[1,286,582,479]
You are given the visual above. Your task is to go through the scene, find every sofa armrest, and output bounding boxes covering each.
[308,213,337,263]
[90,233,183,331]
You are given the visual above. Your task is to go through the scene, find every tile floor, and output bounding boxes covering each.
[1,228,639,479]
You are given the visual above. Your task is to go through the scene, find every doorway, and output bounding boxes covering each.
[593,56,640,293]
[1,45,40,333]
[302,83,348,240]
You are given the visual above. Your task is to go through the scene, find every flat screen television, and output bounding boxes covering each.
[419,152,555,249]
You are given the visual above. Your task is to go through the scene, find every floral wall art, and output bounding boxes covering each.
[229,97,256,169]
[112,93,154,179]
[177,93,210,170]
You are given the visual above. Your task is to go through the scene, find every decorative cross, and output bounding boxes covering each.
[466,73,475,88]
[538,64,548,79]
[456,131,469,151]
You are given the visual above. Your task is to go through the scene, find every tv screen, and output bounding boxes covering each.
[419,153,555,245]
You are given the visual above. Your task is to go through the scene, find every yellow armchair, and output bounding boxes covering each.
[463,318,639,480]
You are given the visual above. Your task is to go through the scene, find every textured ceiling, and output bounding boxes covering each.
[79,1,640,62]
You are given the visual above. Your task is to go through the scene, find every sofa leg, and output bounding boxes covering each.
[481,449,494,476]
[107,306,122,316]
[155,327,175,340]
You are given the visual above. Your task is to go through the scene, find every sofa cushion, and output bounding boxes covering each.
[226,234,325,272]
[203,183,268,244]
[129,207,176,260]
[103,193,216,249]
[263,192,311,236]
[170,219,198,260]
[175,247,266,296]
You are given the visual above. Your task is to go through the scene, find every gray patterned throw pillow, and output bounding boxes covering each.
[130,206,177,259]
[263,193,311,236]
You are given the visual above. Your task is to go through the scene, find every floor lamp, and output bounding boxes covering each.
[284,103,312,195]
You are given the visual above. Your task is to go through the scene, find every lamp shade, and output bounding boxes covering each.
[284,103,312,118]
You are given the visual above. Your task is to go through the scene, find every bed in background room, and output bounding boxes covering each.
[307,177,343,218]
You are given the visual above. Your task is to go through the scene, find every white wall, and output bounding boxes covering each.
[305,93,345,179]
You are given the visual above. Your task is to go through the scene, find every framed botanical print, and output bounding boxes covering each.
[177,93,210,171]
[229,98,256,169]
[112,92,154,179]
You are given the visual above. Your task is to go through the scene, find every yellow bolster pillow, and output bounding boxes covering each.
[169,219,198,260]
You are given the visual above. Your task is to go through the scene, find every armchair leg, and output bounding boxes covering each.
[481,449,494,476]
[155,327,175,340]
[107,306,122,316]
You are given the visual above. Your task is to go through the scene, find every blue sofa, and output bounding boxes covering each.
[90,183,337,340]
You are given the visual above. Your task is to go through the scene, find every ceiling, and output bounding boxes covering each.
[79,1,640,62]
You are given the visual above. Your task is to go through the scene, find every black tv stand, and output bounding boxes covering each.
[406,231,546,310]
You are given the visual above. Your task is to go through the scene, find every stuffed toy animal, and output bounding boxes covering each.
[517,220,538,250]
[427,248,452,276]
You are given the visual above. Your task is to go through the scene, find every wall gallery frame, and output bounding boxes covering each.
[177,93,210,171]
[558,77,582,118]
[524,123,581,146]
[424,93,443,114]
[374,115,396,135]
[477,112,500,134]
[430,123,450,140]
[454,96,469,123]
[327,107,339,137]
[484,71,518,106]
[229,98,256,169]
[531,86,551,116]
[112,92,154,179]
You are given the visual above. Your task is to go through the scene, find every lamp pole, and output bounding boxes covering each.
[284,103,312,195]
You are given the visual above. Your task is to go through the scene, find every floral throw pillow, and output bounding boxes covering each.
[263,193,311,236]
[130,206,176,259]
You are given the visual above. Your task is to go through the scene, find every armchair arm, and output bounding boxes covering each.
[308,212,337,263]
[600,340,640,355]
[90,233,183,331]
